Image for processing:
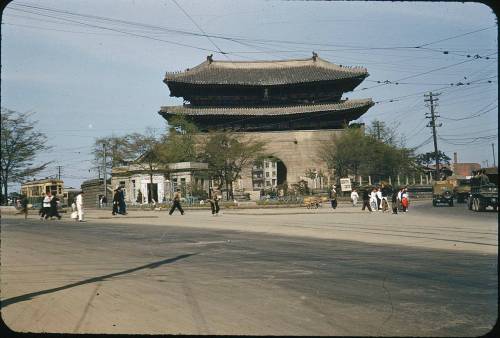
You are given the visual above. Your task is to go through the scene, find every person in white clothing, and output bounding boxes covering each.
[370,188,378,211]
[350,189,359,207]
[76,191,85,222]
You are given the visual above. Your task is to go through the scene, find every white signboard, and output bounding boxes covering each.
[340,178,352,192]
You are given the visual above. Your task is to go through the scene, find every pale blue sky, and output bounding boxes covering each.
[1,0,498,189]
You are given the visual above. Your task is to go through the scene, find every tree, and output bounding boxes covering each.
[318,127,417,183]
[92,134,136,176]
[156,115,198,163]
[201,131,267,200]
[366,119,405,147]
[415,151,451,167]
[0,108,51,204]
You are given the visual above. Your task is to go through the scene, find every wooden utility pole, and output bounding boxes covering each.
[103,144,107,199]
[492,143,496,167]
[424,92,442,181]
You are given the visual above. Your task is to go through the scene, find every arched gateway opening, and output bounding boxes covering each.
[251,157,287,193]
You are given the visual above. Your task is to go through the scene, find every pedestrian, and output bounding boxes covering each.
[361,187,372,212]
[370,187,378,211]
[118,186,127,215]
[76,191,85,222]
[391,188,399,214]
[169,188,184,215]
[19,194,29,219]
[329,185,338,209]
[47,193,62,220]
[376,187,383,210]
[112,187,120,215]
[41,192,52,220]
[381,183,391,212]
[209,187,221,216]
[402,187,409,212]
[350,188,359,207]
[70,201,78,220]
[397,187,404,212]
[101,196,107,207]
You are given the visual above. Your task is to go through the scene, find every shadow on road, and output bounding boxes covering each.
[0,253,198,309]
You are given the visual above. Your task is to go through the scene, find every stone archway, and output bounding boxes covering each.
[251,156,288,191]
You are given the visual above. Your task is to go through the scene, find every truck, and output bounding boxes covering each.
[446,175,471,203]
[467,168,498,212]
[432,180,454,207]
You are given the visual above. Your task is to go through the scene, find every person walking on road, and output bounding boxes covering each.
[350,188,359,207]
[376,187,383,210]
[76,191,85,222]
[19,194,29,219]
[41,192,52,220]
[402,187,410,212]
[391,188,399,214]
[209,187,221,216]
[117,186,127,215]
[112,187,120,215]
[169,189,184,215]
[361,187,373,212]
[370,187,378,211]
[47,193,62,220]
[381,183,391,212]
[329,185,338,209]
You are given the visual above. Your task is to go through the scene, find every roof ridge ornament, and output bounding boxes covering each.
[312,51,318,61]
[207,54,213,64]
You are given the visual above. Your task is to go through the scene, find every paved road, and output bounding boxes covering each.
[1,201,497,335]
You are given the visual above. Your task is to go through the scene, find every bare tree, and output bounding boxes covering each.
[0,108,50,204]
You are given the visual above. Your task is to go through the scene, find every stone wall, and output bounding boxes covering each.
[196,129,344,193]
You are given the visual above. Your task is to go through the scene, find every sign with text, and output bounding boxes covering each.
[340,178,352,192]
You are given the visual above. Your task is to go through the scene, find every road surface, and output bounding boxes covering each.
[1,201,497,335]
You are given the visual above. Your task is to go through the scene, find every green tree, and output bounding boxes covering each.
[318,127,417,182]
[201,131,266,200]
[0,108,50,204]
[415,151,451,167]
[158,116,198,163]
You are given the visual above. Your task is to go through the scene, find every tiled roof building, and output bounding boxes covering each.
[159,54,373,131]
[158,54,374,196]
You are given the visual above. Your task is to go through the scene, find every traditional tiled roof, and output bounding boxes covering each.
[164,55,368,86]
[159,98,373,117]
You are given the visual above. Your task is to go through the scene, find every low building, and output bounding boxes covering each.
[80,178,112,208]
[111,162,209,204]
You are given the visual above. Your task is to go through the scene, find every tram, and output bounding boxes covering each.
[20,178,64,207]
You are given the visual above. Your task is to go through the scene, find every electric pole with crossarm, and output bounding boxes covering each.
[424,92,442,181]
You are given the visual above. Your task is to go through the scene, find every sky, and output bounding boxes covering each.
[1,0,498,190]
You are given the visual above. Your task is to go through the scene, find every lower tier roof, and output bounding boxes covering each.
[159,98,373,117]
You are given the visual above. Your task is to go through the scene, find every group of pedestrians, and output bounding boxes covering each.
[168,186,222,216]
[39,191,62,220]
[359,184,409,214]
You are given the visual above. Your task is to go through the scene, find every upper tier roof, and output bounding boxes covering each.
[164,54,368,86]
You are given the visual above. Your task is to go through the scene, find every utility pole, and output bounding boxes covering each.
[492,143,496,167]
[373,120,382,140]
[424,92,442,181]
[103,143,107,199]
[57,166,62,180]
